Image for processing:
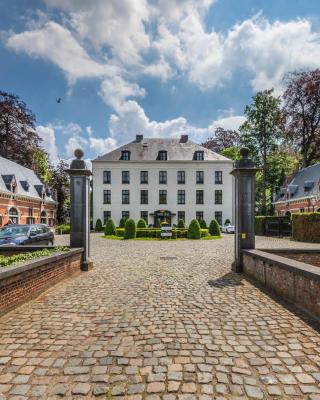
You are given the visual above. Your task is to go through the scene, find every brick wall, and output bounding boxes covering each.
[0,249,82,316]
[242,249,320,321]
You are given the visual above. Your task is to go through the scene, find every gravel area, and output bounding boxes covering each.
[0,234,319,399]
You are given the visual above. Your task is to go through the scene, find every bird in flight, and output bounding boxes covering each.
[56,97,62,103]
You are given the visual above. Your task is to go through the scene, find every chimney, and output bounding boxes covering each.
[180,134,188,143]
[136,134,143,142]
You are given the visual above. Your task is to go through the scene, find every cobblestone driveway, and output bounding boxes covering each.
[1,234,320,399]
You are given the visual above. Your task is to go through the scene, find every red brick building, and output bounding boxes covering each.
[274,164,320,216]
[0,156,57,227]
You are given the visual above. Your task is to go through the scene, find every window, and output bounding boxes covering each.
[177,190,185,204]
[215,211,222,225]
[196,211,203,221]
[215,171,222,184]
[140,171,148,184]
[40,210,47,224]
[103,171,111,184]
[159,190,167,204]
[122,190,130,204]
[140,190,148,204]
[141,211,148,223]
[103,190,111,204]
[177,211,185,222]
[177,171,185,184]
[122,211,130,220]
[159,171,167,184]
[196,190,204,204]
[158,150,167,160]
[194,151,204,160]
[300,208,305,213]
[215,190,222,204]
[103,211,111,224]
[8,207,19,224]
[26,208,35,224]
[121,150,130,160]
[122,171,130,184]
[196,171,204,184]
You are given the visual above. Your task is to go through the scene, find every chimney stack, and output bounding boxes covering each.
[180,134,188,143]
[136,134,143,142]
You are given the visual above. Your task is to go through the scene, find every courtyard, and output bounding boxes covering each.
[0,234,320,399]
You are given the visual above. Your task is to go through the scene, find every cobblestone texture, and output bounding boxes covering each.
[0,233,320,399]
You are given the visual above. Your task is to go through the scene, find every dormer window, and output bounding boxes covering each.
[194,151,204,161]
[158,150,167,160]
[121,150,130,160]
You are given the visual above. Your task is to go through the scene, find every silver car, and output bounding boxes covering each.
[221,224,235,234]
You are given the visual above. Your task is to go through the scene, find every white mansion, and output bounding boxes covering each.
[92,135,234,227]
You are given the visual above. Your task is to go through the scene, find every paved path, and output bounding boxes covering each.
[0,235,320,399]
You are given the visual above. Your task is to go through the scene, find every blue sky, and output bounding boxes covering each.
[1,0,320,163]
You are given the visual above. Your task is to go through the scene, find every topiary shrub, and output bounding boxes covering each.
[119,217,126,228]
[116,228,125,237]
[187,219,201,239]
[177,219,185,229]
[224,219,231,225]
[56,224,70,234]
[104,218,116,236]
[95,219,103,232]
[199,219,207,229]
[124,218,136,239]
[209,219,221,236]
[137,218,147,229]
[292,212,320,243]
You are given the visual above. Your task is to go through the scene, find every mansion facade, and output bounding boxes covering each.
[92,135,234,227]
[0,156,57,227]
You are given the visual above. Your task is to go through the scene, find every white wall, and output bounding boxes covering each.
[92,161,234,226]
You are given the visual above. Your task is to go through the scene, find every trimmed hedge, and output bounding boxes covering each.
[119,218,126,228]
[199,219,207,229]
[115,227,208,239]
[95,219,103,232]
[56,224,70,234]
[124,218,136,239]
[292,212,320,243]
[209,219,221,236]
[188,219,201,239]
[105,218,116,236]
[137,219,147,228]
[255,215,291,236]
[177,219,185,229]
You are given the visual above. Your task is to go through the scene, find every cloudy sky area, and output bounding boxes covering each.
[1,0,320,163]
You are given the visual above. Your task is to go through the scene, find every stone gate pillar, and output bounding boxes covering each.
[67,149,93,271]
[231,147,259,273]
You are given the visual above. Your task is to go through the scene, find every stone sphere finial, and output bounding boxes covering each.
[240,147,250,159]
[74,148,84,160]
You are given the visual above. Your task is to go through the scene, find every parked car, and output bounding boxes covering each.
[221,223,235,234]
[0,224,54,246]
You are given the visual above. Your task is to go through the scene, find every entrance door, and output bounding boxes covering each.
[153,210,172,227]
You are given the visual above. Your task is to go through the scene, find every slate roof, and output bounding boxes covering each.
[93,137,231,162]
[0,156,56,203]
[274,163,320,202]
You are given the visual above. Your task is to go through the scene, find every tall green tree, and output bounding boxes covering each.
[49,160,70,224]
[32,148,51,183]
[0,91,42,167]
[240,89,282,215]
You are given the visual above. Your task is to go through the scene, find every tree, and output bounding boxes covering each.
[282,69,320,167]
[105,218,116,235]
[220,147,241,160]
[49,160,70,224]
[95,219,103,232]
[177,219,185,228]
[137,219,147,228]
[124,219,136,239]
[209,219,221,236]
[0,91,42,167]
[32,148,51,183]
[240,89,282,215]
[202,127,241,153]
[187,219,201,239]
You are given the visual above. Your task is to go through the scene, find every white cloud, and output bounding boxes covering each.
[87,126,118,155]
[65,135,88,158]
[36,125,59,164]
[7,21,117,83]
